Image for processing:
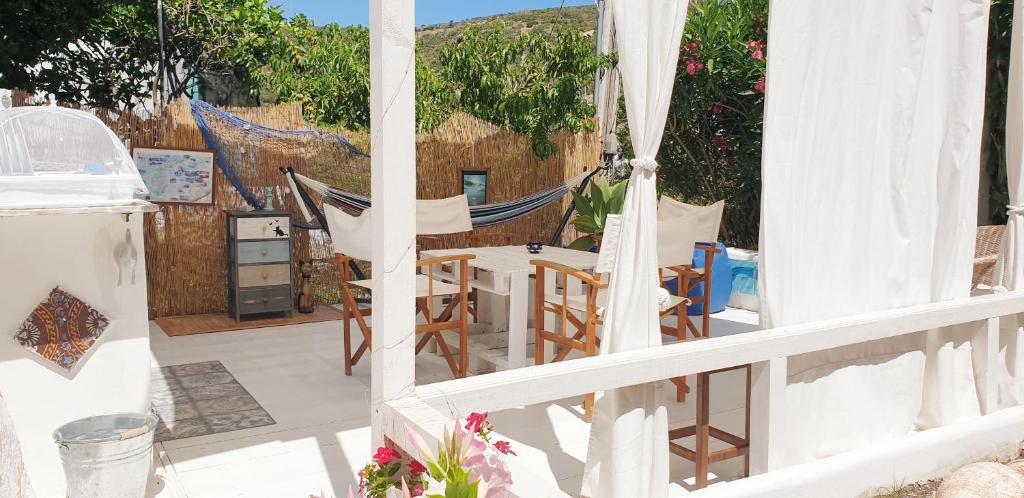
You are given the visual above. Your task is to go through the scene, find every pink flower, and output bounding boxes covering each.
[754,74,766,93]
[709,103,724,116]
[466,412,489,433]
[685,40,700,54]
[494,441,517,456]
[412,486,424,497]
[752,49,763,60]
[747,40,764,51]
[712,133,728,151]
[373,446,401,465]
[695,62,705,72]
[408,459,427,476]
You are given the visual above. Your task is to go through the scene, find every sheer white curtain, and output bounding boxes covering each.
[759,0,987,466]
[993,0,1024,409]
[580,0,688,496]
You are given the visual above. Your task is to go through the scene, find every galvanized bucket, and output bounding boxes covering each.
[53,412,158,498]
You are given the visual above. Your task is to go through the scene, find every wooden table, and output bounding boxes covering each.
[420,245,598,370]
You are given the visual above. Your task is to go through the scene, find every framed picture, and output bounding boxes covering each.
[133,147,215,204]
[461,170,488,207]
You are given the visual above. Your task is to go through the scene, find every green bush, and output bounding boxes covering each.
[652,0,768,248]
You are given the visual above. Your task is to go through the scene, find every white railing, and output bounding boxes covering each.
[379,290,1024,497]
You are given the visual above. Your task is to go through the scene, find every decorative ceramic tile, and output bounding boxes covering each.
[13,287,109,371]
[151,361,275,442]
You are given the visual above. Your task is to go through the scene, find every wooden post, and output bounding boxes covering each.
[369,0,417,447]
[749,356,787,474]
[975,317,1000,415]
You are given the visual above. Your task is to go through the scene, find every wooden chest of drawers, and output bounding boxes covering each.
[226,210,293,321]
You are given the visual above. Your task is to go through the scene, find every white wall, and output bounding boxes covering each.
[0,212,150,498]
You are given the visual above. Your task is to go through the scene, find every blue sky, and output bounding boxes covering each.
[276,0,594,27]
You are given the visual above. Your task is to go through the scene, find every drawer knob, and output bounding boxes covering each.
[261,272,269,280]
[260,248,268,256]
[262,297,270,304]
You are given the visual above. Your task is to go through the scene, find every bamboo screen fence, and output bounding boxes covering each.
[10,93,600,318]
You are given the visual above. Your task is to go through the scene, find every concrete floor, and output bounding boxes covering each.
[147,307,760,497]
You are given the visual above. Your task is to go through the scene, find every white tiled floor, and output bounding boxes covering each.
[148,307,760,498]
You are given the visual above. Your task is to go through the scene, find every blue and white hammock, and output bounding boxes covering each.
[288,169,591,229]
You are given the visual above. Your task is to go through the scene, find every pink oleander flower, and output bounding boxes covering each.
[755,74,766,93]
[408,459,427,476]
[747,40,764,51]
[685,58,697,76]
[712,133,728,151]
[752,49,764,60]
[373,446,401,465]
[709,103,724,116]
[695,62,705,72]
[685,40,700,54]
[493,441,517,456]
[466,411,489,434]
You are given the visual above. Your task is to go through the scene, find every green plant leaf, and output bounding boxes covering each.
[607,180,628,214]
[572,189,594,218]
[568,235,596,251]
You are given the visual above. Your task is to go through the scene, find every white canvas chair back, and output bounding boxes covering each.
[324,204,373,261]
[595,214,623,274]
[325,195,470,260]
[657,214,698,269]
[416,194,472,235]
[658,195,724,243]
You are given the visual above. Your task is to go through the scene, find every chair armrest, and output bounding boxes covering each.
[417,254,476,268]
[694,242,722,254]
[530,259,608,289]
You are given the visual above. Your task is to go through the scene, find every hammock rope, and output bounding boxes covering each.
[289,169,591,229]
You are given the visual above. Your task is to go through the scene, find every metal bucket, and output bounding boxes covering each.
[53,412,158,498]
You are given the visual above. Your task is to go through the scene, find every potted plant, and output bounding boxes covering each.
[567,177,627,251]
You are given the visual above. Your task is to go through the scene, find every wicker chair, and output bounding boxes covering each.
[973,225,1005,289]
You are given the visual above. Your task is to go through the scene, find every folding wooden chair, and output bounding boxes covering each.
[532,215,690,420]
[336,253,475,378]
[323,202,476,379]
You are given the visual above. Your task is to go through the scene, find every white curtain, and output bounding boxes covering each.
[760,0,987,466]
[993,0,1024,409]
[581,1,688,496]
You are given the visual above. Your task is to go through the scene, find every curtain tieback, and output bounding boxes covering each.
[630,157,658,174]
[657,287,672,312]
[1007,204,1024,216]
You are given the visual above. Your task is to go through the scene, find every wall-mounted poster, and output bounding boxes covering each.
[462,170,488,206]
[133,148,215,204]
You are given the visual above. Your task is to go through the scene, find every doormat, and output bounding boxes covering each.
[155,305,343,337]
[151,360,275,442]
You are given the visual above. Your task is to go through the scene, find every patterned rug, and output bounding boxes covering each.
[151,361,275,442]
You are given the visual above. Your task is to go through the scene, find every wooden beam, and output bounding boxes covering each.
[369,0,417,446]
[975,317,1000,414]
[415,291,1024,415]
[749,357,786,475]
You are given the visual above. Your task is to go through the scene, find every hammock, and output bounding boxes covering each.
[287,168,593,229]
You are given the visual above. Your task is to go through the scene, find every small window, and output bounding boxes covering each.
[461,170,488,206]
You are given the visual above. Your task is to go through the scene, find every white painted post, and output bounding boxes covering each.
[369,0,417,447]
[975,317,1000,414]
[749,356,787,474]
